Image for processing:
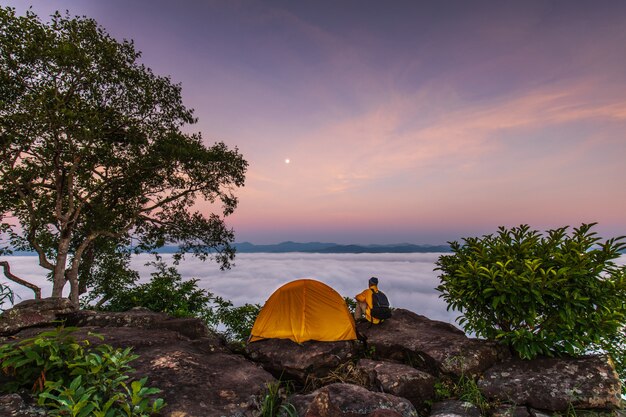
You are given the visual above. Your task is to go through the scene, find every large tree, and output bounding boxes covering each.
[0,7,247,305]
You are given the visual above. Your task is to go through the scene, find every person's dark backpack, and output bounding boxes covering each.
[370,289,392,321]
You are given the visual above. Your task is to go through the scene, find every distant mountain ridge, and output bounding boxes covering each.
[9,242,626,255]
[233,241,451,253]
[7,242,452,256]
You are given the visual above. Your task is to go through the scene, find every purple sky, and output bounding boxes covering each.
[5,1,626,244]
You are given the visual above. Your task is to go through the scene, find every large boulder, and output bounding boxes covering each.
[478,355,622,411]
[356,359,436,412]
[287,383,418,417]
[246,338,360,382]
[0,297,76,336]
[357,309,509,377]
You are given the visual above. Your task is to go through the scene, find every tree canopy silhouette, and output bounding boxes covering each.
[0,7,248,305]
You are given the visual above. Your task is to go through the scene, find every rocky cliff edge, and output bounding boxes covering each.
[0,298,622,417]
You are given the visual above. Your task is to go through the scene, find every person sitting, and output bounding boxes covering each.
[354,276,382,324]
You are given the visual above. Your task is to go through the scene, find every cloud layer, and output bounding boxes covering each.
[5,253,626,330]
[4,253,459,324]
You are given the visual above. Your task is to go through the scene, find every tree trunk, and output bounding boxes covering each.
[66,237,96,308]
[66,255,81,307]
[68,267,80,307]
[78,245,94,295]
[52,237,71,298]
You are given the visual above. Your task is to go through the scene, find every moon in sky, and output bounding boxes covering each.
[285,158,290,164]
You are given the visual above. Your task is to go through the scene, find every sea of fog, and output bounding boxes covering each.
[1,253,460,324]
[3,253,626,328]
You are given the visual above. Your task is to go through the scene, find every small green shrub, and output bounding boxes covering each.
[432,375,489,413]
[455,375,489,413]
[259,381,282,417]
[259,380,296,417]
[0,281,14,311]
[433,379,454,400]
[436,223,626,359]
[343,297,356,314]
[0,326,164,416]
[364,345,377,359]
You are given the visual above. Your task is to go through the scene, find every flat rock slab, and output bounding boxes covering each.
[357,359,436,412]
[246,338,360,382]
[60,308,212,340]
[358,309,508,377]
[130,347,275,417]
[288,383,418,417]
[87,327,276,417]
[0,297,75,336]
[478,355,622,411]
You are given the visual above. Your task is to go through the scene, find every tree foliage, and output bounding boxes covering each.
[93,261,215,321]
[0,7,247,305]
[436,223,626,359]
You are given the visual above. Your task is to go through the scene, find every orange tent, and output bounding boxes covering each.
[249,279,357,343]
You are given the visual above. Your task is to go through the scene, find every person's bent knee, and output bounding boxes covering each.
[354,301,367,319]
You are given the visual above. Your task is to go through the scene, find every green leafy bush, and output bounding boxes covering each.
[90,261,261,344]
[212,297,261,344]
[0,326,164,416]
[79,241,140,310]
[99,261,215,322]
[436,223,626,359]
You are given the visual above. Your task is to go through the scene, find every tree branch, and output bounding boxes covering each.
[66,153,82,216]
[28,237,55,271]
[1,163,55,271]
[141,186,205,212]
[0,260,41,300]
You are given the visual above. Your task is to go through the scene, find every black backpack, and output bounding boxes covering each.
[370,289,392,320]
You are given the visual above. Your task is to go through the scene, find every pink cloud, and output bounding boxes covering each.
[231,76,626,240]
